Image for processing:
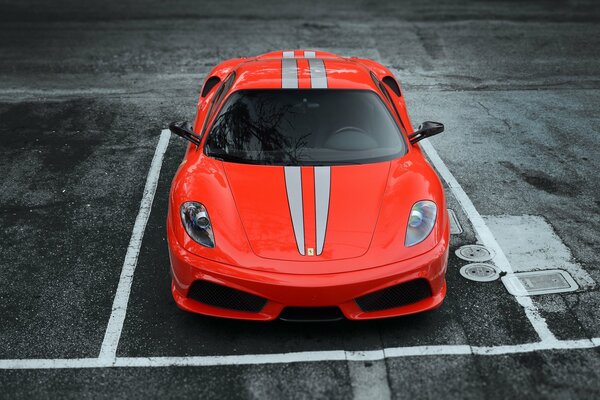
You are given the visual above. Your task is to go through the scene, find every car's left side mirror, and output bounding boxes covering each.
[169,121,202,146]
[408,121,444,144]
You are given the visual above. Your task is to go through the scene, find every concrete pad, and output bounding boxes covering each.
[347,360,392,400]
[484,215,595,288]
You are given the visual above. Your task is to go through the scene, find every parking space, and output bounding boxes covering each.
[0,98,167,359]
[1,0,600,398]
[116,136,540,359]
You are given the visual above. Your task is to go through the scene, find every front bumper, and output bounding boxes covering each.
[168,234,448,321]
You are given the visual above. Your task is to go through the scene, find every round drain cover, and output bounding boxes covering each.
[460,263,500,282]
[455,244,495,262]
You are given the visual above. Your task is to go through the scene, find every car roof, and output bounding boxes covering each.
[227,50,381,92]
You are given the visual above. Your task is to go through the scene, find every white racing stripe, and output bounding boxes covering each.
[281,57,305,255]
[282,57,298,88]
[314,166,330,255]
[308,58,328,88]
[98,129,171,363]
[282,51,331,256]
[1,338,598,369]
[284,166,305,255]
[309,59,330,256]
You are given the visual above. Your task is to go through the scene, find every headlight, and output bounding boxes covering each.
[405,200,437,247]
[180,201,215,248]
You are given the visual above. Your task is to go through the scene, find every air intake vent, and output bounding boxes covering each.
[187,280,267,313]
[355,279,432,312]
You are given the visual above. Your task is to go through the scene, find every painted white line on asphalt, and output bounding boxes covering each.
[1,338,599,370]
[418,139,557,342]
[473,338,598,355]
[346,350,386,361]
[116,351,348,367]
[384,345,472,358]
[98,129,171,363]
[0,358,103,370]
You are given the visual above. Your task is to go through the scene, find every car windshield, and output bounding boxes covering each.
[204,89,406,166]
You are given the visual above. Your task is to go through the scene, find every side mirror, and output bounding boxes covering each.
[409,121,444,144]
[169,121,202,146]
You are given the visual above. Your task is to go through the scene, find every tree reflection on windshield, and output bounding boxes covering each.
[205,89,405,166]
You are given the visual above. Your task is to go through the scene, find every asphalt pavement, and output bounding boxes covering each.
[1,1,599,399]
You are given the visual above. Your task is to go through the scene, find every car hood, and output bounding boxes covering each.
[223,162,391,262]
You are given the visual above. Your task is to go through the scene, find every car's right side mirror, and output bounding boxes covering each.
[408,121,444,144]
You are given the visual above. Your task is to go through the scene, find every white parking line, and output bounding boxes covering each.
[419,139,557,342]
[1,338,598,370]
[98,129,171,363]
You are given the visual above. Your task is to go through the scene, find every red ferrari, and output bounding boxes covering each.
[167,50,449,321]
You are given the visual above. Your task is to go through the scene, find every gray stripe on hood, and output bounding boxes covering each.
[284,166,305,255]
[314,166,331,255]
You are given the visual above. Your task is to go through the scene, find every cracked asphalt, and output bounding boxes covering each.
[1,0,599,399]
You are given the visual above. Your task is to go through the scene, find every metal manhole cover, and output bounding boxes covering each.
[455,244,495,262]
[502,270,579,296]
[460,263,500,282]
[448,209,463,235]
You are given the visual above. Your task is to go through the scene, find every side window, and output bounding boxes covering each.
[201,76,221,98]
[370,72,407,133]
[201,72,236,136]
[382,76,401,97]
[213,73,235,109]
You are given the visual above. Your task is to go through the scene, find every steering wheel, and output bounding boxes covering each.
[323,126,378,150]
[331,126,368,136]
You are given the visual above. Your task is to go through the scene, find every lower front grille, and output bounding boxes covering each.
[355,279,432,312]
[187,280,267,313]
[279,307,344,322]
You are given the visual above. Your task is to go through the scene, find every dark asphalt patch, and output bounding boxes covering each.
[533,295,590,341]
[386,355,484,399]
[0,98,177,359]
[562,291,600,339]
[472,349,600,399]
[2,0,599,24]
[384,349,600,400]
[0,361,352,400]
[499,161,582,197]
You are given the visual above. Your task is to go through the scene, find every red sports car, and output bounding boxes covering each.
[167,50,449,321]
